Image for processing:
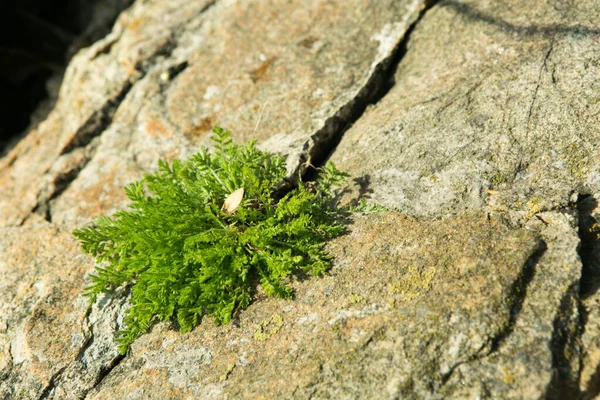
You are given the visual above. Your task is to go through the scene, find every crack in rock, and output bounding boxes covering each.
[576,194,600,297]
[575,194,600,399]
[436,209,586,399]
[36,289,130,400]
[59,82,133,157]
[440,240,548,385]
[545,282,582,399]
[525,38,554,136]
[30,81,133,223]
[38,366,67,400]
[276,0,441,194]
[489,240,548,352]
[30,2,217,224]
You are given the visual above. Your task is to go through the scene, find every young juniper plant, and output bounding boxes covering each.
[74,127,349,353]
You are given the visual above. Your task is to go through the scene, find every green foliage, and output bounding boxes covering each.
[74,127,349,353]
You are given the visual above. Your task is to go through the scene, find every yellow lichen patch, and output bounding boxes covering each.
[502,365,516,385]
[388,265,436,300]
[219,363,236,382]
[254,314,284,341]
[489,171,508,186]
[347,295,365,305]
[126,16,149,33]
[525,198,542,219]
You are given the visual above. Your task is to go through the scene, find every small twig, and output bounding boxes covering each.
[253,98,270,135]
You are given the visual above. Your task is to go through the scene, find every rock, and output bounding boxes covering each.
[86,212,542,399]
[331,0,600,218]
[440,211,582,399]
[1,0,600,398]
[0,0,427,229]
[578,194,600,399]
[0,219,91,398]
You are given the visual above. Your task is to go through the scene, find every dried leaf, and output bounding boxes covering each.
[222,188,244,214]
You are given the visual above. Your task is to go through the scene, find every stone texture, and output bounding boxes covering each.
[0,0,426,230]
[1,0,600,398]
[0,219,91,398]
[331,0,600,218]
[582,287,600,399]
[578,194,600,400]
[86,213,542,399]
[440,211,582,399]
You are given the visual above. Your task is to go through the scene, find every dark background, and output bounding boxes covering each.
[0,0,130,155]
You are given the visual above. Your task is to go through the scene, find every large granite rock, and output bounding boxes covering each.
[1,0,599,398]
[332,0,600,218]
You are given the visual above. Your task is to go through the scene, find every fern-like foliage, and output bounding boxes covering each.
[74,127,348,353]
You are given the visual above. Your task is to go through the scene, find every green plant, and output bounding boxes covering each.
[74,127,349,353]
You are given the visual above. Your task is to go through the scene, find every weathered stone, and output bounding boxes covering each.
[0,220,91,398]
[86,212,541,399]
[331,0,600,218]
[0,0,427,230]
[440,211,582,399]
[577,194,600,399]
[582,287,600,399]
[0,0,429,397]
[1,0,600,398]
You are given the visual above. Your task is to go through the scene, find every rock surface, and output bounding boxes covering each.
[1,0,600,398]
